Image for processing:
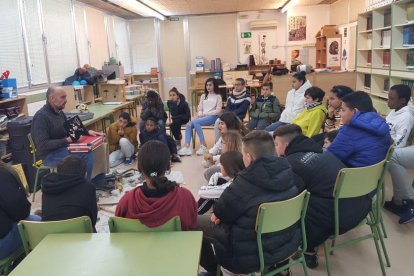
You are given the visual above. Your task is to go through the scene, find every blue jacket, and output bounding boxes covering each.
[328,111,390,168]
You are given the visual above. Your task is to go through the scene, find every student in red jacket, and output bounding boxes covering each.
[115,140,197,230]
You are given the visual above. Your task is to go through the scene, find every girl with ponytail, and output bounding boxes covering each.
[115,140,197,230]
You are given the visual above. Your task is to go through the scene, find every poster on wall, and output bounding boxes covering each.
[288,16,306,41]
[327,37,341,67]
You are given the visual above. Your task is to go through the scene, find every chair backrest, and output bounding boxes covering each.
[255,190,310,272]
[18,216,93,255]
[27,133,37,164]
[333,159,386,199]
[108,216,182,233]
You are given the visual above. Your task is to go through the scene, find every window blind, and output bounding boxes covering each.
[85,7,109,68]
[74,4,90,67]
[114,17,132,74]
[0,0,28,87]
[130,19,158,73]
[42,0,78,83]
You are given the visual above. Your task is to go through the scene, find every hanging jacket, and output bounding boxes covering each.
[115,183,197,230]
[284,135,372,248]
[291,103,327,137]
[249,95,281,122]
[386,105,414,148]
[167,93,191,123]
[224,88,251,120]
[41,173,98,226]
[0,168,30,238]
[328,111,391,167]
[279,80,312,123]
[107,120,138,153]
[212,156,300,274]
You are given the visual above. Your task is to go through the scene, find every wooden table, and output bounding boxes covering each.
[125,94,144,117]
[11,232,203,276]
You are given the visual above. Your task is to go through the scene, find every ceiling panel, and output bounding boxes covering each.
[76,0,142,19]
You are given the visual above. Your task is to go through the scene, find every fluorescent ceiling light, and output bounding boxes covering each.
[108,0,165,20]
[281,0,299,13]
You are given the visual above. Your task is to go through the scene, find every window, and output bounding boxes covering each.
[85,7,109,68]
[0,0,28,87]
[74,5,90,67]
[114,17,132,74]
[130,19,158,73]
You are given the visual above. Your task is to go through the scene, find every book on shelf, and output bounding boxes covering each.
[383,78,390,93]
[384,10,391,27]
[364,74,371,89]
[367,33,372,49]
[403,25,414,47]
[367,16,373,31]
[407,49,414,70]
[383,50,390,67]
[367,51,372,66]
[380,30,391,48]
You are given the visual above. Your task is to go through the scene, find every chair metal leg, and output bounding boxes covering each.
[377,224,391,267]
[379,216,388,239]
[324,242,333,276]
[301,254,309,276]
[330,239,336,255]
[369,223,387,276]
[32,168,40,202]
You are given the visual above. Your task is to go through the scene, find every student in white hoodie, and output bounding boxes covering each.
[384,84,414,224]
[178,78,222,156]
[265,71,312,132]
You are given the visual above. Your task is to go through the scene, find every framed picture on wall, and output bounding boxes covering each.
[288,16,306,41]
[327,37,341,67]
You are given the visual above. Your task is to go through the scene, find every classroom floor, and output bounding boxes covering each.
[31,128,414,276]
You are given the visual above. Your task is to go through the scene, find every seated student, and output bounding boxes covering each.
[383,84,414,224]
[198,151,245,215]
[323,130,339,151]
[265,71,312,132]
[273,124,372,268]
[213,78,251,141]
[115,140,197,230]
[385,84,414,149]
[166,87,191,149]
[327,91,391,167]
[178,78,222,156]
[41,156,98,228]
[203,130,243,182]
[291,86,327,137]
[139,90,167,132]
[312,85,354,145]
[31,86,103,181]
[0,161,41,259]
[108,112,138,167]
[199,130,300,275]
[247,82,281,130]
[139,118,181,162]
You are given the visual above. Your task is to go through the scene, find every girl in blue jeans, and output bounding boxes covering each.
[0,162,41,260]
[178,78,222,156]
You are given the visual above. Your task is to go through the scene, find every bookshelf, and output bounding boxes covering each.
[315,26,342,70]
[132,73,162,93]
[356,0,414,101]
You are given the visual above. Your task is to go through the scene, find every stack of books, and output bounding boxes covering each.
[383,50,390,67]
[407,49,414,70]
[380,30,391,48]
[403,25,414,47]
[364,74,371,89]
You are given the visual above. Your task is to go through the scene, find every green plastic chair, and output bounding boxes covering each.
[256,190,310,276]
[0,247,25,275]
[108,216,182,233]
[17,216,93,255]
[215,190,310,276]
[323,159,388,276]
[27,133,54,202]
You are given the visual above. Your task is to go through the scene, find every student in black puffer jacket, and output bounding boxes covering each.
[274,124,372,268]
[166,87,191,147]
[199,130,300,275]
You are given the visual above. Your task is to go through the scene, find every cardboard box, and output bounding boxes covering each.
[99,83,126,103]
[102,65,124,78]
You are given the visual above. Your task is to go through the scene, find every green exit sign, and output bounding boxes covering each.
[169,16,180,21]
[241,32,252,38]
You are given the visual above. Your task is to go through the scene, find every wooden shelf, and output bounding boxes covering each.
[373,26,391,31]
[395,21,414,28]
[359,30,373,34]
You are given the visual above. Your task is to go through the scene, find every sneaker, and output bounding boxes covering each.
[171,154,182,163]
[196,145,207,156]
[123,158,133,165]
[178,147,192,156]
[399,199,414,224]
[304,252,318,269]
[384,200,404,216]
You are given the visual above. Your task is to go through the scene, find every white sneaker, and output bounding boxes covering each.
[196,145,207,156]
[178,147,192,156]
